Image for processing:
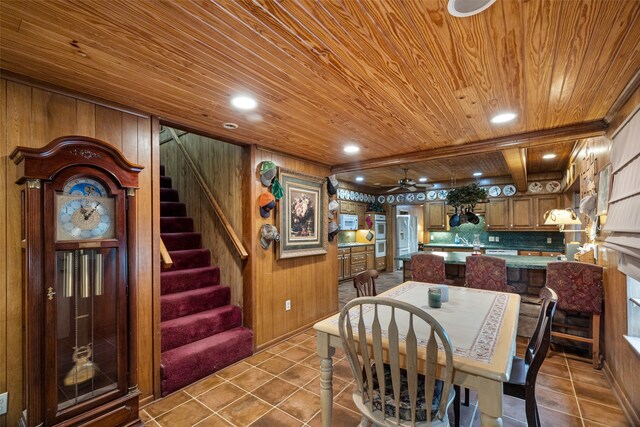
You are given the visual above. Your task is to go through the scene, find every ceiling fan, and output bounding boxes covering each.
[385,168,428,192]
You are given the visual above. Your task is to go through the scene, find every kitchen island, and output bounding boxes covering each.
[396,251,558,269]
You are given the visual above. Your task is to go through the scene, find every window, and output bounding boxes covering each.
[626,275,640,356]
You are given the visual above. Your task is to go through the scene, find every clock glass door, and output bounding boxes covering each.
[54,248,118,412]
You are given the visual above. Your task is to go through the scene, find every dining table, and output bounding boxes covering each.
[314,281,521,427]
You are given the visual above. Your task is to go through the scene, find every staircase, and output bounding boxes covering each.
[159,165,253,396]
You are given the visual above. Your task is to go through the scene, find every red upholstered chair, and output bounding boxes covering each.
[465,255,516,293]
[410,253,453,284]
[545,261,604,368]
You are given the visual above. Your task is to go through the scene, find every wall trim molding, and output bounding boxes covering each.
[603,360,640,426]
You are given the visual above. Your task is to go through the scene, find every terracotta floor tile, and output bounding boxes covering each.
[536,372,575,395]
[299,354,322,369]
[536,387,580,415]
[333,383,358,412]
[285,333,312,345]
[538,405,583,427]
[566,356,597,370]
[307,403,363,427]
[145,391,191,418]
[278,389,322,422]
[253,377,299,405]
[539,359,571,378]
[501,416,527,426]
[229,367,276,392]
[578,398,630,427]
[139,409,153,423]
[259,355,296,375]
[544,350,568,366]
[244,351,275,365]
[250,408,305,426]
[154,399,212,427]
[184,375,225,397]
[297,336,318,351]
[303,328,316,336]
[279,364,321,387]
[216,361,252,380]
[331,358,355,381]
[279,345,315,362]
[144,420,161,427]
[197,383,246,411]
[501,395,526,422]
[570,365,610,388]
[217,393,272,426]
[302,374,350,396]
[583,420,622,427]
[573,381,621,408]
[268,341,295,354]
[194,414,233,426]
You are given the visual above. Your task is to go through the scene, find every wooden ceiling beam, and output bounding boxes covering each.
[502,147,528,192]
[332,120,607,173]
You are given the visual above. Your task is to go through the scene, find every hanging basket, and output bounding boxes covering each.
[445,183,488,210]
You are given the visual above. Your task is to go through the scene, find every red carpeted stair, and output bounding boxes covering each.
[159,165,253,396]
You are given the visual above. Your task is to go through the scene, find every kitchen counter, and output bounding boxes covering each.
[338,242,374,248]
[423,243,564,252]
[396,251,557,270]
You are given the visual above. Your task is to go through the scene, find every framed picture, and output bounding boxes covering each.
[597,164,612,215]
[277,168,327,259]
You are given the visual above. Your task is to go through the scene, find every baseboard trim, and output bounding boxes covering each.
[603,360,640,426]
[255,317,333,353]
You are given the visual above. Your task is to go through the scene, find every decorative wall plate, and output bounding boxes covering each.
[386,195,395,203]
[427,191,437,200]
[503,185,516,196]
[488,186,501,197]
[528,182,543,193]
[396,194,405,203]
[546,181,561,193]
[406,193,416,202]
[338,188,345,199]
[437,190,448,200]
[378,195,386,203]
[349,190,355,199]
[343,190,350,200]
[416,193,426,202]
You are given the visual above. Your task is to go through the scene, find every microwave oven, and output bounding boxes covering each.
[339,214,358,230]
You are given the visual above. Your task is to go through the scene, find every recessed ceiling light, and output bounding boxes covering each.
[473,172,483,177]
[355,176,364,182]
[491,112,517,124]
[542,153,557,159]
[344,145,360,154]
[222,122,239,129]
[230,95,257,110]
[448,0,496,17]
[419,177,427,182]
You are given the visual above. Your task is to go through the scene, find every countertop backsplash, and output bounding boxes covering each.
[428,216,565,252]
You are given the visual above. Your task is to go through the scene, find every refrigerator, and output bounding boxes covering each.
[396,214,418,270]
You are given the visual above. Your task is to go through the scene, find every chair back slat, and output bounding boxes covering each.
[338,297,455,426]
[527,287,558,380]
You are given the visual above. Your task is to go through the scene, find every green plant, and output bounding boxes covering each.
[446,183,488,210]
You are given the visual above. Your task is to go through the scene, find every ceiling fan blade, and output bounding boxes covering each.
[407,186,418,191]
[415,184,429,188]
[387,186,401,192]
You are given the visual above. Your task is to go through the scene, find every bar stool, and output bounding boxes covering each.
[465,255,516,293]
[410,253,454,284]
[545,261,604,368]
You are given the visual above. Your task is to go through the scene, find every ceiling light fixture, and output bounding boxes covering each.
[419,177,427,182]
[448,0,496,17]
[230,95,257,110]
[344,145,360,154]
[355,176,364,182]
[473,172,483,177]
[491,112,517,124]
[543,153,557,159]
[222,122,239,129]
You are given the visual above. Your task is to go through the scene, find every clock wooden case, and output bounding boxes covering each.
[11,136,143,427]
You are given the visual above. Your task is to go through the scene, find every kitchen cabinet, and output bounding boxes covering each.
[485,198,509,230]
[366,248,375,270]
[375,257,386,271]
[509,197,535,230]
[338,248,350,281]
[519,250,541,256]
[356,203,367,229]
[338,245,375,281]
[426,201,447,230]
[541,251,563,257]
[340,200,356,214]
[350,246,367,276]
[534,195,562,230]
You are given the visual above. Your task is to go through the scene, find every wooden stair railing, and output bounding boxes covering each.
[160,238,173,269]
[167,128,249,260]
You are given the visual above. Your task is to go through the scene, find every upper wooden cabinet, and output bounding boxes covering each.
[509,197,535,230]
[485,198,509,230]
[534,195,562,230]
[355,203,366,229]
[339,200,356,214]
[426,201,447,230]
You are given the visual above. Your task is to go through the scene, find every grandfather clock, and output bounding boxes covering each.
[11,136,143,426]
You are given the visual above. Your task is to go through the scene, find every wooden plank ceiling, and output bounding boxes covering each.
[1,0,639,182]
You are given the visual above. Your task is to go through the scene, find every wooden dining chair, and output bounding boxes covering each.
[503,287,558,427]
[410,253,454,285]
[338,297,456,426]
[545,261,603,368]
[465,255,516,293]
[353,269,379,297]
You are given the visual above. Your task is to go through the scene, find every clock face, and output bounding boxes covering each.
[57,195,115,240]
[63,177,107,197]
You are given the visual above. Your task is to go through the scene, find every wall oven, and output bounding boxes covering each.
[374,214,386,239]
[375,239,387,258]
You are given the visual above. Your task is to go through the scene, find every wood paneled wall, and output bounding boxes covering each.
[245,148,338,348]
[0,78,159,424]
[159,131,244,306]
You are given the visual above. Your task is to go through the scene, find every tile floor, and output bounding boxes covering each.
[142,272,630,426]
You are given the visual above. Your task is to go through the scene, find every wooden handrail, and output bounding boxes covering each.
[160,238,173,269]
[167,128,249,260]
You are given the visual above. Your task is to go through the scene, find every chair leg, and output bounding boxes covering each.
[524,386,540,427]
[464,387,470,406]
[592,314,602,369]
[453,385,461,427]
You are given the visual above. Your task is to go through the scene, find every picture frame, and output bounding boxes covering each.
[597,164,612,215]
[277,168,327,259]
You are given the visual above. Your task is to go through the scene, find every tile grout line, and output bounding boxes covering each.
[563,346,587,427]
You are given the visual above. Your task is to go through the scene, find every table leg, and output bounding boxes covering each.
[316,331,336,427]
[476,380,503,427]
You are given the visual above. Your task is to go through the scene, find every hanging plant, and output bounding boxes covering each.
[446,183,488,210]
